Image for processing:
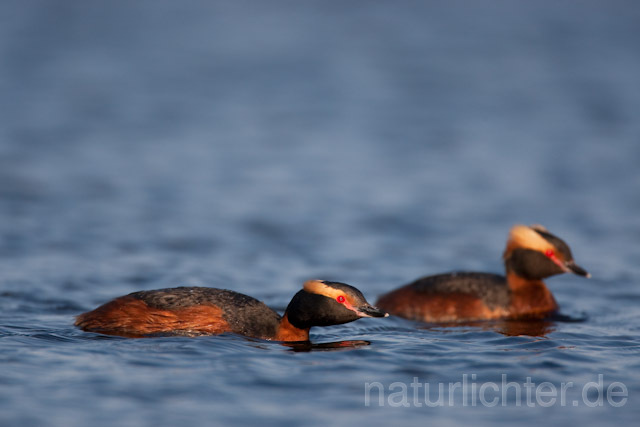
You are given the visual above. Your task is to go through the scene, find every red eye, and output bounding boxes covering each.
[336,295,346,303]
[545,249,555,258]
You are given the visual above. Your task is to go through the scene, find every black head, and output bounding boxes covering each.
[503,225,590,280]
[285,280,388,330]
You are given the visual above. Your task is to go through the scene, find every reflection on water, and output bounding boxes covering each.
[421,319,555,337]
[491,320,556,337]
[477,319,557,338]
[284,340,372,352]
[419,312,591,337]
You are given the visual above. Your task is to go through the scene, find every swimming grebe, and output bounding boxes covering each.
[376,225,589,322]
[75,280,387,340]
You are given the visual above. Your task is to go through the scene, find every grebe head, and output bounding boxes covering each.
[285,280,388,329]
[503,224,590,280]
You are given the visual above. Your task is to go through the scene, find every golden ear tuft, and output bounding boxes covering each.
[303,280,325,294]
[507,224,555,253]
[303,280,343,299]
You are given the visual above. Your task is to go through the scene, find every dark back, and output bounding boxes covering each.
[408,272,511,309]
[131,287,282,339]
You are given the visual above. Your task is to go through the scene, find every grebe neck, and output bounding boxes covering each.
[275,313,310,342]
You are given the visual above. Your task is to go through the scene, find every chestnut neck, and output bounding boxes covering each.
[506,271,547,292]
[505,272,558,317]
[275,313,310,342]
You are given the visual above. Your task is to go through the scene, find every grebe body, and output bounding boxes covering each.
[76,280,387,340]
[376,225,589,322]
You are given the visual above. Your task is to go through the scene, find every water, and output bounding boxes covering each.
[1,1,640,425]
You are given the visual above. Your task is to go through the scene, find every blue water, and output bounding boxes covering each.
[1,1,640,425]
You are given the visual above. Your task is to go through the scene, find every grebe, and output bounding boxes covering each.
[376,225,589,322]
[75,280,387,340]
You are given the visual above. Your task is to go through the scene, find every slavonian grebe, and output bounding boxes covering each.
[76,280,387,340]
[376,225,589,322]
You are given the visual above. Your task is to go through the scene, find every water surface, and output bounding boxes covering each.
[1,1,639,425]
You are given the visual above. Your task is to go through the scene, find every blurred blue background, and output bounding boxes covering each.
[1,1,639,426]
